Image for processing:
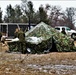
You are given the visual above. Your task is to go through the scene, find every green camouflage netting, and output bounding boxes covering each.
[7,22,76,54]
[25,22,76,52]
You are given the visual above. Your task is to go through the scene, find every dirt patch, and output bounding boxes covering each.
[0,43,9,52]
[0,42,76,75]
[74,41,76,47]
[0,52,75,75]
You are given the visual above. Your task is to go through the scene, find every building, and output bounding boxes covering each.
[0,23,36,37]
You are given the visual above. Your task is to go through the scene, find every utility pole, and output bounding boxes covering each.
[28,15,31,30]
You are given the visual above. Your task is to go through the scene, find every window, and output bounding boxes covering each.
[66,27,71,31]
[55,28,60,30]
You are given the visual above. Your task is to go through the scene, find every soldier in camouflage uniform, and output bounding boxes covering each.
[18,29,26,54]
[18,29,25,41]
[0,32,2,42]
[14,28,19,38]
[61,28,66,35]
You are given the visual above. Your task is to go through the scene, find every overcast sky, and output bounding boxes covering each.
[0,0,76,18]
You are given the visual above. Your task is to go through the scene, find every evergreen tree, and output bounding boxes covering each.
[0,7,3,23]
[21,0,35,29]
[4,4,15,23]
[38,5,48,23]
[14,5,22,22]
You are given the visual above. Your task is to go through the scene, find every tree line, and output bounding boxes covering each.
[0,0,76,29]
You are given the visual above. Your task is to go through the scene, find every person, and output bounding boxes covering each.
[18,28,25,41]
[0,32,2,42]
[61,28,66,35]
[14,28,19,38]
[1,33,7,46]
[18,28,26,54]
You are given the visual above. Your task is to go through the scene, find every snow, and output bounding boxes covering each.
[27,48,31,52]
[27,64,76,74]
[26,37,43,44]
[11,38,19,42]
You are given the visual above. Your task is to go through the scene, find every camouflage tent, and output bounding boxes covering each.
[25,22,76,53]
[7,22,76,54]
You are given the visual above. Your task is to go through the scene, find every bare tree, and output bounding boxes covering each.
[65,7,76,29]
[45,4,62,27]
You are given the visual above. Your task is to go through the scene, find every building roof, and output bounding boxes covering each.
[0,23,36,25]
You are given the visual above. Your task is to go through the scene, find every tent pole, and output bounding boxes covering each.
[6,24,8,37]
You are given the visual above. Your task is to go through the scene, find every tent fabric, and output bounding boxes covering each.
[25,22,76,52]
